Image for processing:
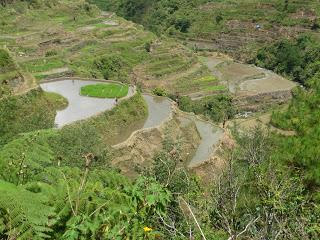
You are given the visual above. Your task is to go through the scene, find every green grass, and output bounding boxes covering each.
[0,71,20,82]
[0,89,62,147]
[195,75,218,83]
[81,83,129,98]
[34,73,49,81]
[202,85,228,92]
[44,92,68,110]
[21,58,65,73]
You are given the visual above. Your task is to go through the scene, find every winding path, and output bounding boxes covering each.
[40,78,224,167]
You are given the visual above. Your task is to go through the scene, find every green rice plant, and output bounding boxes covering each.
[201,85,228,92]
[80,83,129,98]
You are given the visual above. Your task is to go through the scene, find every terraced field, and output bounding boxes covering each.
[0,2,156,87]
[133,41,226,95]
[1,2,224,97]
[0,48,36,97]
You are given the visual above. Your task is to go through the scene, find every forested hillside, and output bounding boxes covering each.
[0,0,319,239]
[91,0,320,59]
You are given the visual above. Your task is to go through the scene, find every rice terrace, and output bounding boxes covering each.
[0,0,319,239]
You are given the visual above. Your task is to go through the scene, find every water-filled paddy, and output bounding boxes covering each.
[179,115,224,168]
[40,80,134,127]
[40,79,223,167]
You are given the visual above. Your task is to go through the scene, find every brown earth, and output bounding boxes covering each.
[227,112,296,136]
[204,53,297,110]
[111,112,201,178]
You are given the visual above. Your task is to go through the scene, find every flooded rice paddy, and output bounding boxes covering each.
[40,79,223,167]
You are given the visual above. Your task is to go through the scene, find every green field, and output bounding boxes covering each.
[81,83,129,98]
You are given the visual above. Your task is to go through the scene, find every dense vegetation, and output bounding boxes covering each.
[272,76,320,198]
[250,32,320,194]
[176,94,235,122]
[257,35,320,200]
[0,48,20,97]
[90,0,320,38]
[80,83,129,98]
[0,89,66,147]
[253,34,320,85]
[1,122,319,239]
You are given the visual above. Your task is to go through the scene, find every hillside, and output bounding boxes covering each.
[94,0,320,60]
[0,0,218,96]
[0,0,319,239]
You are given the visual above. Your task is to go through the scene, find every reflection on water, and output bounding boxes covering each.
[179,115,224,168]
[40,80,132,127]
[142,95,172,128]
[40,80,120,128]
[40,80,222,166]
[40,80,172,142]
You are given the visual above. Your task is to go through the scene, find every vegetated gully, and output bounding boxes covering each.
[40,79,223,167]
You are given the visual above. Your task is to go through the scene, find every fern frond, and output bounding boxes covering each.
[0,180,54,239]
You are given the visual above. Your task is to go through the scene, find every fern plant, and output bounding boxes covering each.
[0,130,56,184]
[0,180,54,240]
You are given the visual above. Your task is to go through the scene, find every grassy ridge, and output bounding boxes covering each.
[0,89,66,147]
[0,48,20,97]
[0,93,147,168]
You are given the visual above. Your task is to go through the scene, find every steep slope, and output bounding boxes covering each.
[0,0,211,95]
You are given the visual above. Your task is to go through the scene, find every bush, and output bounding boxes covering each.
[45,50,58,57]
[144,42,151,52]
[215,14,223,24]
[152,87,167,96]
[94,55,128,80]
[174,17,191,33]
[178,94,235,122]
[0,49,15,73]
[252,34,320,85]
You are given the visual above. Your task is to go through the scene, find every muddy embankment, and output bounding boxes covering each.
[111,103,226,178]
[235,89,293,112]
[203,53,297,111]
[111,107,202,178]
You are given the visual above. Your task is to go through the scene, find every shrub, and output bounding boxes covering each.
[252,34,320,85]
[94,55,128,80]
[152,87,167,96]
[0,49,15,73]
[215,14,223,24]
[45,50,58,57]
[178,94,235,122]
[144,42,151,52]
[174,17,191,33]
